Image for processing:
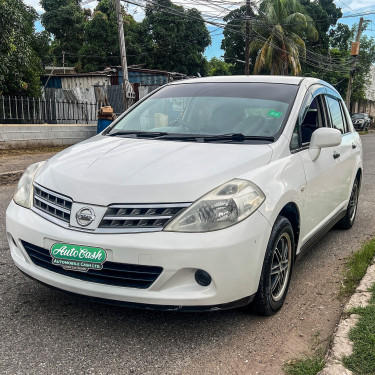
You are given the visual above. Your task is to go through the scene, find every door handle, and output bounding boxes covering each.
[333,152,340,159]
[352,143,357,149]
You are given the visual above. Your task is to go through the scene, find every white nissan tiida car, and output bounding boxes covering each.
[6,76,363,315]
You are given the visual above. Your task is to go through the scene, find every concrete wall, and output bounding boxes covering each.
[0,124,97,149]
[365,65,375,102]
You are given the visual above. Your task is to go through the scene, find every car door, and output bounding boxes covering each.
[325,94,359,203]
[292,86,343,243]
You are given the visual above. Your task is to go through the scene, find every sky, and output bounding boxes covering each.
[25,0,375,60]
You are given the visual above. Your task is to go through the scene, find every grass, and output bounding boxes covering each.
[283,352,325,375]
[342,284,375,374]
[358,130,369,135]
[340,238,375,298]
[285,239,375,375]
[0,145,68,157]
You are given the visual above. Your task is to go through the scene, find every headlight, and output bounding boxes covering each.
[164,179,265,232]
[13,161,45,208]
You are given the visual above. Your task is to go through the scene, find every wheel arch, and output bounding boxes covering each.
[278,202,300,254]
[356,168,362,190]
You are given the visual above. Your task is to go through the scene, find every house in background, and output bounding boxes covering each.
[352,64,375,117]
[41,66,188,112]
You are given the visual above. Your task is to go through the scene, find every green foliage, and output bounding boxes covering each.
[78,0,146,72]
[0,0,44,97]
[351,33,375,106]
[342,283,375,374]
[142,0,211,76]
[207,57,232,76]
[251,0,319,75]
[329,23,352,52]
[340,238,375,298]
[283,354,325,375]
[41,0,86,66]
[300,0,342,54]
[221,6,257,75]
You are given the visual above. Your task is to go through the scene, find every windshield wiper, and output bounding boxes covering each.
[107,130,169,138]
[198,133,275,142]
[107,131,274,143]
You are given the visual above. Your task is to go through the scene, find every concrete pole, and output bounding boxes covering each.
[116,0,129,110]
[346,17,364,110]
[245,0,251,75]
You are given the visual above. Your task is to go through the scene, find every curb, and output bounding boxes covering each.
[317,259,375,375]
[0,170,23,186]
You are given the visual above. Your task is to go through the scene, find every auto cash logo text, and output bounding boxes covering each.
[50,243,107,272]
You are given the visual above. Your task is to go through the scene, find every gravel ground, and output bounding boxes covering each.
[1,134,375,375]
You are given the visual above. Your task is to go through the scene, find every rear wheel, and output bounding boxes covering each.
[252,216,295,316]
[336,179,359,230]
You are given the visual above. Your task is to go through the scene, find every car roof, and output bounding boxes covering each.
[170,75,305,85]
[172,75,338,85]
[169,75,340,97]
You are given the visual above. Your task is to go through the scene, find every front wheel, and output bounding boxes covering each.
[252,216,295,316]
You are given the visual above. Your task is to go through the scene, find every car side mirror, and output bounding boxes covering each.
[308,128,342,161]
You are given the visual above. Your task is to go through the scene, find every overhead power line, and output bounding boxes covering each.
[113,0,355,75]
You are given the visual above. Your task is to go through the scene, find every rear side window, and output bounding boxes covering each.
[325,96,347,133]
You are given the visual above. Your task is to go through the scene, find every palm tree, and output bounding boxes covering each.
[250,0,318,75]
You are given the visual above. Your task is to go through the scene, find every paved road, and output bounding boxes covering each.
[1,134,375,375]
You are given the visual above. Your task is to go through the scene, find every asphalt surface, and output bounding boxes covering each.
[1,134,375,375]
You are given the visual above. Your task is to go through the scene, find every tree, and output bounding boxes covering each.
[221,6,257,75]
[351,33,375,106]
[207,57,232,76]
[78,0,145,72]
[41,0,87,66]
[142,0,211,75]
[0,0,44,97]
[250,0,319,75]
[299,0,342,77]
[321,23,375,107]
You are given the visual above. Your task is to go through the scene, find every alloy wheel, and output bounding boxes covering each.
[349,181,359,224]
[270,232,292,302]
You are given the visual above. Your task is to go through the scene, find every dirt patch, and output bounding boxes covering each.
[0,145,67,157]
[0,149,66,175]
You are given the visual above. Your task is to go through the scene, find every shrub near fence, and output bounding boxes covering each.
[0,96,104,124]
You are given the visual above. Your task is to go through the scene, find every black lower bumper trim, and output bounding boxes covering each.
[18,268,255,312]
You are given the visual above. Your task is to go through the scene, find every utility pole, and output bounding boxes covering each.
[346,17,364,110]
[115,0,129,110]
[244,0,251,75]
[62,51,65,74]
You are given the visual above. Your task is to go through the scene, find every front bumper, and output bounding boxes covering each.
[354,123,365,130]
[6,200,271,308]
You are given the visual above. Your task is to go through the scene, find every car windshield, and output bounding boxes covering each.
[352,114,365,118]
[107,82,298,141]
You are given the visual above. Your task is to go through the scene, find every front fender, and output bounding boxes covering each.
[238,152,306,241]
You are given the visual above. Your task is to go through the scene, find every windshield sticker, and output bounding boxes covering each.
[267,110,283,118]
[50,243,107,272]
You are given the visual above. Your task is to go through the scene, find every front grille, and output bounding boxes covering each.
[33,184,72,223]
[22,241,163,289]
[98,203,190,231]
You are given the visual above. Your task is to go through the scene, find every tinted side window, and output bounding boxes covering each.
[326,96,345,133]
[291,94,327,150]
[339,101,350,133]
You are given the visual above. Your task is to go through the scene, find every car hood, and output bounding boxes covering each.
[35,135,273,205]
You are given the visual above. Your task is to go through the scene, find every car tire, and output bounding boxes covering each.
[252,216,295,316]
[336,179,359,230]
